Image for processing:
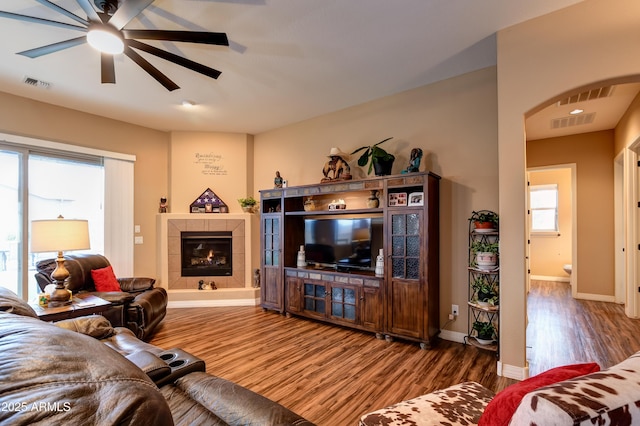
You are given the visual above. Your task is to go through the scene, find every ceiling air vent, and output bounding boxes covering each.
[22,76,51,89]
[557,86,614,106]
[551,113,596,129]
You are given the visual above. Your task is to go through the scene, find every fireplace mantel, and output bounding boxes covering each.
[157,213,260,307]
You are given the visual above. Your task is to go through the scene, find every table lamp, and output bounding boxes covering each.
[31,216,90,307]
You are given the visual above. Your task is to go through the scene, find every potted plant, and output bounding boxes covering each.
[471,277,498,306]
[351,137,395,176]
[470,240,499,270]
[469,211,498,231]
[472,320,496,344]
[238,196,257,213]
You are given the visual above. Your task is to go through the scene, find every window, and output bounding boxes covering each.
[0,133,135,300]
[530,184,558,233]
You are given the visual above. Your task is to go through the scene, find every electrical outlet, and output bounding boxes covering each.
[452,304,459,316]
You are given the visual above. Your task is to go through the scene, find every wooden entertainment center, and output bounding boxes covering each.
[259,171,440,349]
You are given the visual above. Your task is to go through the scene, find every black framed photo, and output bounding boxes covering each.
[408,192,424,206]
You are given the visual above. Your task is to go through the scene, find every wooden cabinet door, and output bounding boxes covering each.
[286,276,303,313]
[386,209,424,339]
[361,282,383,331]
[260,215,283,311]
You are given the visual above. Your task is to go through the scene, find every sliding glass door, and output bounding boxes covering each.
[0,150,22,296]
[0,145,105,300]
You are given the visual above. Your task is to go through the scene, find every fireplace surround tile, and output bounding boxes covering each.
[165,218,246,290]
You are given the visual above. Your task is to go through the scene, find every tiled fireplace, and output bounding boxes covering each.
[157,213,259,307]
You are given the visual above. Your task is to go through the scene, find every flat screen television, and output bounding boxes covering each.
[304,216,383,271]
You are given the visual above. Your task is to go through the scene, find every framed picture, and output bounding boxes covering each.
[388,192,407,206]
[408,192,424,206]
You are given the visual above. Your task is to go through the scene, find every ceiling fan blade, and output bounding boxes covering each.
[35,0,88,26]
[123,30,229,46]
[17,36,87,58]
[124,46,179,91]
[0,11,87,32]
[101,53,116,84]
[127,40,222,80]
[74,0,101,22]
[109,0,154,30]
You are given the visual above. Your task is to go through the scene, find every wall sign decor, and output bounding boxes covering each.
[190,188,228,213]
[194,152,228,176]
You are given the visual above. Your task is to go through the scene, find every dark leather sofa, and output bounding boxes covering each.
[34,253,167,340]
[0,286,314,426]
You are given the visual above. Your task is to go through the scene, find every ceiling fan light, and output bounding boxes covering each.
[87,25,124,55]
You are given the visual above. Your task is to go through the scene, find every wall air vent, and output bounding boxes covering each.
[22,76,51,89]
[557,86,614,106]
[551,112,596,129]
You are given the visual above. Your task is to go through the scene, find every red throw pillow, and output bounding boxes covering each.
[479,362,600,426]
[91,265,122,292]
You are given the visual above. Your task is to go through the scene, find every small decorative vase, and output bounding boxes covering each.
[297,245,306,268]
[375,249,384,277]
[367,190,380,208]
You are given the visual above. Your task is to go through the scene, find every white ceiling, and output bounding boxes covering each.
[0,0,605,136]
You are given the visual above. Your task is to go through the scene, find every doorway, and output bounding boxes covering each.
[527,166,576,294]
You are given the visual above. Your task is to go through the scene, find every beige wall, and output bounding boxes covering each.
[254,66,499,337]
[616,92,640,154]
[168,132,254,213]
[497,0,640,373]
[0,91,169,278]
[527,168,573,278]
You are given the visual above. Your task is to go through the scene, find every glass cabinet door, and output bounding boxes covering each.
[303,282,326,314]
[263,217,280,266]
[391,211,421,280]
[330,285,357,322]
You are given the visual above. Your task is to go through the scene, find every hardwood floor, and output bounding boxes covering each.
[149,280,640,425]
[527,279,640,375]
[150,306,514,425]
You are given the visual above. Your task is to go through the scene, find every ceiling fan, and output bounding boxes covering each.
[0,0,229,91]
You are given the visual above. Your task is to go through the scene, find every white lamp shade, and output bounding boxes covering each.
[31,218,91,253]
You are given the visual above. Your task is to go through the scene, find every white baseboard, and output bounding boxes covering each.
[530,275,570,283]
[166,288,260,308]
[574,292,615,303]
[168,298,260,308]
[498,361,528,380]
[439,329,467,344]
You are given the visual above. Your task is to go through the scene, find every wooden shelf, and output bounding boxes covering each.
[285,208,383,216]
[465,336,498,352]
[467,301,499,312]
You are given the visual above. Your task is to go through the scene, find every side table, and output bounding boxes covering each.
[30,293,112,322]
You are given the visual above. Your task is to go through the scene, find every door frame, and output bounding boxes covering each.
[526,164,577,297]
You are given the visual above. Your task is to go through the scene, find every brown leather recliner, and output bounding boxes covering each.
[35,253,167,340]
[0,287,315,426]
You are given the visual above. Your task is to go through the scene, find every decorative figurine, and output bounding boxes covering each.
[253,269,260,288]
[321,147,352,182]
[402,148,423,174]
[159,197,168,213]
[274,171,284,188]
[198,280,217,290]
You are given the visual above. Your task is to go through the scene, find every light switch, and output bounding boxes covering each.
[134,225,141,233]
[134,236,143,244]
